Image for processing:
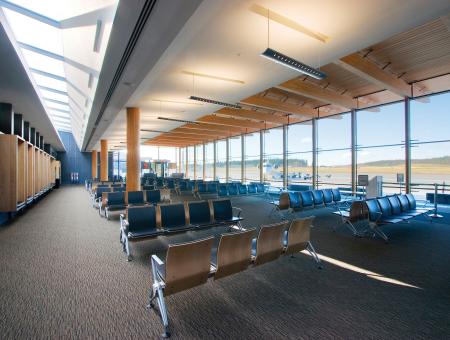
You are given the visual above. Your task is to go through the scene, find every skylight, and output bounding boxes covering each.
[0,0,119,147]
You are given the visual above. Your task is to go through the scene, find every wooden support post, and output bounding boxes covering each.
[100,139,108,181]
[126,107,140,192]
[91,150,98,180]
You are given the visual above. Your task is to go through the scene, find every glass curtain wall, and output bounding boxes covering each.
[229,136,242,182]
[195,144,203,179]
[187,146,195,179]
[411,92,450,198]
[204,142,214,180]
[357,102,405,195]
[216,139,227,182]
[287,121,313,187]
[262,127,283,187]
[244,132,260,183]
[316,113,352,189]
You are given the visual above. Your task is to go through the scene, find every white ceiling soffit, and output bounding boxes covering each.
[0,0,119,149]
[0,13,65,150]
[96,0,450,149]
[82,0,205,151]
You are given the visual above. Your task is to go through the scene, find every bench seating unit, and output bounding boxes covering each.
[149,216,320,337]
[103,191,127,219]
[332,200,368,236]
[91,187,111,208]
[120,199,243,260]
[127,191,145,206]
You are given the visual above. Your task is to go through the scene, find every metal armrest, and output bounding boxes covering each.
[232,206,242,218]
[151,254,165,281]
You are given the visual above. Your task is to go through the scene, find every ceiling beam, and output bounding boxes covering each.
[216,108,304,125]
[240,95,316,117]
[277,79,357,109]
[172,127,230,137]
[199,115,279,129]
[338,53,417,98]
[183,122,250,133]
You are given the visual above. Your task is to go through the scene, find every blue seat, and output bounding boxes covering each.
[197,183,207,193]
[228,183,238,196]
[288,184,312,192]
[127,191,145,206]
[160,204,188,232]
[188,201,211,226]
[288,192,302,211]
[145,190,161,204]
[218,185,228,197]
[406,194,433,213]
[331,189,342,203]
[300,191,314,208]
[113,186,126,192]
[238,184,248,195]
[247,184,257,194]
[211,199,242,227]
[143,185,155,191]
[322,189,333,205]
[398,195,422,216]
[207,183,218,193]
[256,183,265,194]
[104,192,126,219]
[312,190,324,206]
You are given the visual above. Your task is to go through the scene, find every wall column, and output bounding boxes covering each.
[91,150,98,180]
[351,109,357,193]
[100,139,108,181]
[126,107,140,192]
[404,97,411,194]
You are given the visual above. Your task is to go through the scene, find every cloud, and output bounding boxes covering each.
[300,137,312,144]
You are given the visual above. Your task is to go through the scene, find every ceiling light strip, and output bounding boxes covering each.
[189,96,241,109]
[157,117,199,124]
[261,47,326,80]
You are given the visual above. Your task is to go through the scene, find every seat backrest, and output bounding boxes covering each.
[218,185,228,196]
[247,184,257,194]
[212,199,233,221]
[254,221,289,266]
[288,191,302,209]
[279,192,291,210]
[238,184,248,194]
[113,186,126,192]
[111,183,122,188]
[143,185,155,191]
[164,236,214,296]
[285,217,314,255]
[197,183,207,192]
[214,229,255,280]
[145,190,161,204]
[178,181,187,191]
[159,203,186,229]
[300,191,314,207]
[312,190,324,205]
[107,191,125,205]
[365,199,381,222]
[377,197,392,217]
[256,183,265,193]
[331,189,341,202]
[322,189,333,204]
[387,196,402,215]
[127,206,157,233]
[228,183,238,195]
[406,193,417,209]
[96,187,111,198]
[398,195,411,212]
[188,201,211,225]
[127,191,144,205]
[207,183,218,193]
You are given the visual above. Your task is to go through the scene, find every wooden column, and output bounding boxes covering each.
[126,107,140,192]
[100,139,108,181]
[91,150,98,180]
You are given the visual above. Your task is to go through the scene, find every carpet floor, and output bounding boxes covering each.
[0,185,449,339]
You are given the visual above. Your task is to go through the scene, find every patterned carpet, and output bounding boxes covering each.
[0,185,449,339]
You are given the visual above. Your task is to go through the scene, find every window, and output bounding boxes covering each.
[262,127,283,187]
[357,102,404,195]
[287,121,313,186]
[317,113,352,189]
[187,146,195,179]
[411,93,450,198]
[244,132,260,183]
[180,147,186,176]
[205,142,214,180]
[229,136,242,181]
[216,139,227,182]
[195,145,203,179]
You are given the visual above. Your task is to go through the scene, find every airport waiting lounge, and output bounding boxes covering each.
[1,0,450,338]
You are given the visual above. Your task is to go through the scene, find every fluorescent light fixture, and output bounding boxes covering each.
[157,117,199,124]
[141,129,167,133]
[261,47,326,80]
[189,96,241,109]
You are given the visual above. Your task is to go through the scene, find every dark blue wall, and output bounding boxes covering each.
[57,131,91,185]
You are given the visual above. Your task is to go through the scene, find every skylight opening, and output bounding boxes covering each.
[21,50,66,77]
[39,89,69,103]
[32,73,67,92]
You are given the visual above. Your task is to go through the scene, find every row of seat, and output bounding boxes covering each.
[120,199,243,260]
[217,183,267,197]
[94,190,170,219]
[272,188,348,218]
[365,193,433,241]
[148,216,320,337]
